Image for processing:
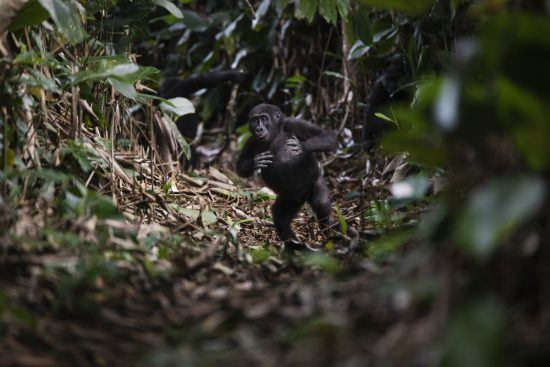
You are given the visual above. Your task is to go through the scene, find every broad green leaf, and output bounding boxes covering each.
[37,0,86,45]
[155,0,183,19]
[353,4,372,45]
[348,40,371,60]
[334,0,350,18]
[442,297,505,367]
[180,10,210,32]
[170,205,200,221]
[160,116,192,159]
[73,63,156,96]
[366,230,413,262]
[495,78,550,170]
[299,0,318,23]
[382,131,446,168]
[319,0,337,24]
[160,97,195,117]
[13,51,52,66]
[8,0,49,31]
[304,253,340,274]
[108,78,138,100]
[360,0,433,14]
[252,0,272,29]
[18,69,59,92]
[201,211,217,226]
[454,176,546,260]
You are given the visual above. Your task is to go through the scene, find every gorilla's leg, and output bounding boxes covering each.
[273,197,303,241]
[309,178,333,229]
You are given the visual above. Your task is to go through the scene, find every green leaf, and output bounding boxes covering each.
[8,0,49,31]
[442,297,505,367]
[335,206,347,235]
[107,78,138,100]
[454,176,547,260]
[155,0,183,19]
[252,0,272,29]
[73,63,139,85]
[170,206,200,221]
[353,4,372,44]
[201,211,217,226]
[160,97,195,117]
[17,69,59,92]
[13,51,52,66]
[319,0,337,24]
[359,0,433,14]
[37,0,86,45]
[299,0,318,23]
[161,116,191,159]
[366,230,413,262]
[179,10,210,32]
[382,131,446,168]
[348,40,371,60]
[374,112,397,124]
[304,253,340,274]
[334,0,350,18]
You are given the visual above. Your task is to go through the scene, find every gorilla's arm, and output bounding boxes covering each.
[159,70,245,99]
[284,120,337,152]
[237,138,266,178]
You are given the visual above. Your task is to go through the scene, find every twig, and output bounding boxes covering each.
[243,0,256,19]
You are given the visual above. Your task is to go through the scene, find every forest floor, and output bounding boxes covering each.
[0,137,427,366]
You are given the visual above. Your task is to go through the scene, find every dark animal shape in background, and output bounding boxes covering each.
[158,69,246,167]
[159,69,245,137]
[362,53,411,151]
[237,104,337,245]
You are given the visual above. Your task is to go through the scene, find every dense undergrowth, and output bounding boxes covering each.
[0,0,549,366]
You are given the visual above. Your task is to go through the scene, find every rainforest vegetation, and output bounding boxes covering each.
[0,0,549,366]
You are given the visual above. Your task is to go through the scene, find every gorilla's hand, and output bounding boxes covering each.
[253,151,274,170]
[285,136,303,156]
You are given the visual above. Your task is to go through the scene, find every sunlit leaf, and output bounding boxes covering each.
[348,40,371,60]
[252,0,272,29]
[391,175,430,202]
[160,97,195,117]
[434,77,460,131]
[155,0,183,19]
[37,0,86,45]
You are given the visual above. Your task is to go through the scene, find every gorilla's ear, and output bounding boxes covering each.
[274,112,281,121]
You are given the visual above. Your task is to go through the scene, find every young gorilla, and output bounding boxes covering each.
[237,104,337,244]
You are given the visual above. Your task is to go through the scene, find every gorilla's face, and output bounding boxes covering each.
[248,104,282,143]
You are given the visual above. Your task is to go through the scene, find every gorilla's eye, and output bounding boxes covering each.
[261,115,268,122]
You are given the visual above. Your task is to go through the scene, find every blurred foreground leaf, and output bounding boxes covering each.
[442,297,505,367]
[454,176,546,260]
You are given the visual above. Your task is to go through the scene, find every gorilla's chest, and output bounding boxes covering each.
[260,134,319,196]
[271,133,302,164]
